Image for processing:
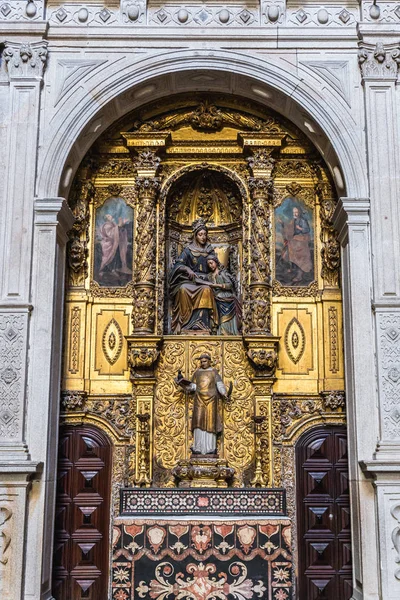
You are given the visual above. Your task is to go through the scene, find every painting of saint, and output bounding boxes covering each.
[275,197,314,286]
[93,197,133,287]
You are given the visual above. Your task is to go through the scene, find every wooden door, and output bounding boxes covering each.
[296,426,352,599]
[52,425,111,600]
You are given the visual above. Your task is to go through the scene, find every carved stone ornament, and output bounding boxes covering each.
[127,337,162,378]
[135,176,161,197]
[321,390,345,411]
[245,335,279,380]
[134,150,161,172]
[358,42,400,80]
[0,506,12,566]
[189,100,223,132]
[132,284,156,333]
[61,390,87,411]
[172,456,235,488]
[3,40,48,79]
[247,284,271,334]
[247,150,275,179]
[318,194,340,287]
[247,349,278,377]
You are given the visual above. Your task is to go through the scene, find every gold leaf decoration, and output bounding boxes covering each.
[284,317,305,364]
[153,342,186,484]
[222,341,254,487]
[102,318,123,365]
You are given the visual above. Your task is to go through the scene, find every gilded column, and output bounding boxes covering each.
[121,133,170,487]
[133,168,160,334]
[239,135,283,487]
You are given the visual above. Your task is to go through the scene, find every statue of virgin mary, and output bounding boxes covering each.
[168,219,218,334]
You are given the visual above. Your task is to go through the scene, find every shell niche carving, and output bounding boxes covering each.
[102,318,123,365]
[284,317,306,364]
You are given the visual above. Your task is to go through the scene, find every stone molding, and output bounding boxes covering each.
[333,197,370,246]
[3,40,48,80]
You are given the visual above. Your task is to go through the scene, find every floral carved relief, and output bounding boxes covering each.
[377,314,400,439]
[0,314,25,439]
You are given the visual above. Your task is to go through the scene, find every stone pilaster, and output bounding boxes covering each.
[333,198,379,600]
[356,36,400,600]
[0,40,48,461]
[23,199,74,599]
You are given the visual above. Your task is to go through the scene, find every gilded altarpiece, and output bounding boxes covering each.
[58,95,346,600]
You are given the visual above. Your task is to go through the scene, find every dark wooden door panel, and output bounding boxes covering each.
[297,426,353,599]
[52,425,111,600]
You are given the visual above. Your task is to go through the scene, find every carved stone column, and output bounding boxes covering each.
[24,198,74,599]
[133,174,160,333]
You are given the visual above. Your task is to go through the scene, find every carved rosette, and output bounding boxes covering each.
[358,42,400,80]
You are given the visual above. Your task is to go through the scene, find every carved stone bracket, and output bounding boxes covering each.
[61,390,88,412]
[245,335,280,378]
[127,336,162,379]
[358,42,400,81]
[320,390,346,411]
[3,40,48,80]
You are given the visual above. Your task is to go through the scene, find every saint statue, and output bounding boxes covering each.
[206,255,241,335]
[176,353,230,455]
[168,218,241,334]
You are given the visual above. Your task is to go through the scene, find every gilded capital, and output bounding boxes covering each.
[135,176,161,198]
[3,40,48,80]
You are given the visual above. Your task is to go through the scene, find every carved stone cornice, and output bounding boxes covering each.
[358,42,400,81]
[3,40,48,80]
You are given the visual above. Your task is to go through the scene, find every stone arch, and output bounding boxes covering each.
[37,49,367,199]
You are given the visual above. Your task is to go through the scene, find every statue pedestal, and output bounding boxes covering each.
[172,456,235,488]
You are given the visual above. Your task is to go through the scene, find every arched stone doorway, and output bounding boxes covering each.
[56,91,349,598]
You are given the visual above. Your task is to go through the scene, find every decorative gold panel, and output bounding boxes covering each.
[153,337,255,487]
[276,306,316,377]
[93,308,130,377]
